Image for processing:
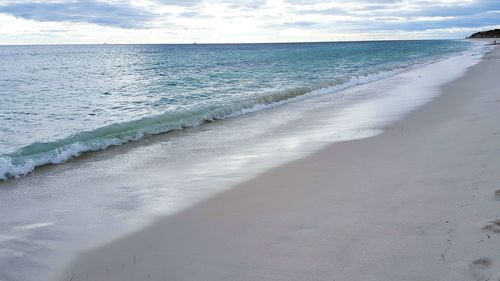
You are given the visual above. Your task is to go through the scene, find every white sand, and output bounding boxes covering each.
[60,45,500,281]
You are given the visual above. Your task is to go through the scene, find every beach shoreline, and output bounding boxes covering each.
[1,41,489,281]
[58,43,500,281]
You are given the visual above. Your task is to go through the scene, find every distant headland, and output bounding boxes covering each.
[467,29,500,38]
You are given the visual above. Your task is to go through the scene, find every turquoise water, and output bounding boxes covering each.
[0,40,471,179]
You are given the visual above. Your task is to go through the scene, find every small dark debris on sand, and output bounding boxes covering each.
[482,219,500,233]
[472,257,491,268]
[470,257,492,281]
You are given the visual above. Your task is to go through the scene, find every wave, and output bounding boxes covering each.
[0,64,429,180]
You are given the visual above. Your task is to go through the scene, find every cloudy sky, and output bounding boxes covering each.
[0,0,499,44]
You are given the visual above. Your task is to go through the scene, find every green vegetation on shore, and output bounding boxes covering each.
[467,29,500,38]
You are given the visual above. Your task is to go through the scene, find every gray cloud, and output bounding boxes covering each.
[0,0,498,38]
[283,21,317,27]
[296,0,500,18]
[221,0,267,11]
[0,0,156,29]
[156,0,203,7]
[179,11,213,18]
[289,0,500,33]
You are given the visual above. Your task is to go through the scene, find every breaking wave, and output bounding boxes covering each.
[0,66,424,180]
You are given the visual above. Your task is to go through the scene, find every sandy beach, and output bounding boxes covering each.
[57,43,500,281]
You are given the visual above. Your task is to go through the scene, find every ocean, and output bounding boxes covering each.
[0,40,471,180]
[0,40,488,281]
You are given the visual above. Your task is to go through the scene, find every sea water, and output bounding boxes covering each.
[0,40,470,179]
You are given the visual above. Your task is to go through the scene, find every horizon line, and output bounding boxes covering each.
[0,38,467,47]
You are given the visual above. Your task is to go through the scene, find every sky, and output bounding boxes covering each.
[0,0,499,44]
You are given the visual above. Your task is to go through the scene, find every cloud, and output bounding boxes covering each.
[0,0,499,43]
[283,0,500,33]
[282,21,317,28]
[179,11,201,17]
[221,0,267,10]
[178,11,213,18]
[156,0,202,7]
[0,0,156,29]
